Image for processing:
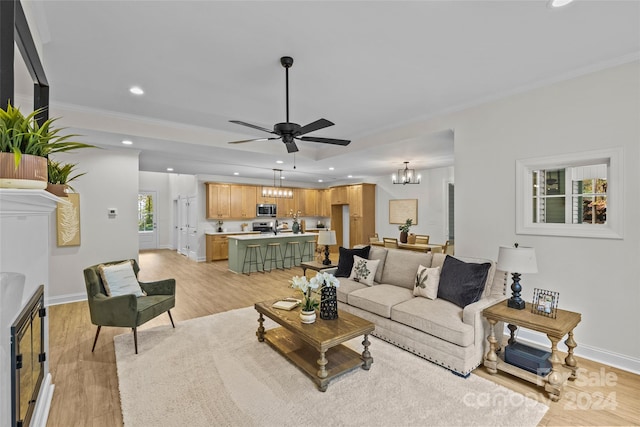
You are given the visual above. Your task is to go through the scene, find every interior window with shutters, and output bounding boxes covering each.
[516,148,622,239]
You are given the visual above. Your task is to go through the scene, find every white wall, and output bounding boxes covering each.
[367,61,639,371]
[370,166,454,244]
[48,148,139,304]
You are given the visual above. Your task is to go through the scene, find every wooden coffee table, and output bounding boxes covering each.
[254,299,375,391]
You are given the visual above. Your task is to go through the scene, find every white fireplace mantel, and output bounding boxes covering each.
[0,189,60,427]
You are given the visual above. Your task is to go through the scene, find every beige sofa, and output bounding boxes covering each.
[325,246,507,377]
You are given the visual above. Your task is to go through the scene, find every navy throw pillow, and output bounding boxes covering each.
[335,246,371,277]
[437,255,491,308]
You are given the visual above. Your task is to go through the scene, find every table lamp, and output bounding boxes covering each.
[496,244,538,310]
[317,230,337,265]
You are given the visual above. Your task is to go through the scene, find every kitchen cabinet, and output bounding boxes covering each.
[348,185,363,217]
[230,185,257,219]
[256,190,276,205]
[206,183,231,219]
[206,232,260,261]
[304,189,317,216]
[331,186,348,205]
[277,195,295,218]
[316,189,331,217]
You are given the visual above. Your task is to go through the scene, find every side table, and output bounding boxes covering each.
[482,301,581,402]
[300,260,336,277]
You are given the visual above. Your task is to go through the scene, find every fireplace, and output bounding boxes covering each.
[11,285,46,427]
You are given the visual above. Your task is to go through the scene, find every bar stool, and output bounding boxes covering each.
[283,241,301,269]
[301,238,317,262]
[263,242,284,272]
[242,244,264,275]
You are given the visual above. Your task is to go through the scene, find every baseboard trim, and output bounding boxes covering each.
[32,373,54,427]
[47,292,86,306]
[512,328,640,375]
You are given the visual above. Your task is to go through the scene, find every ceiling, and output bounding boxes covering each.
[13,1,640,185]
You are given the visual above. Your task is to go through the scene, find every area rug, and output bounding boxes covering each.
[114,307,548,427]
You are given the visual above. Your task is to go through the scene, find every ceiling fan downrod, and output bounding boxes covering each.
[281,56,293,123]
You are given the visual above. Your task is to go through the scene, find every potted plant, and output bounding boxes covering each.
[0,102,93,189]
[46,160,86,197]
[398,218,413,243]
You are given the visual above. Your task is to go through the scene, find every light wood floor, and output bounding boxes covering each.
[47,249,639,426]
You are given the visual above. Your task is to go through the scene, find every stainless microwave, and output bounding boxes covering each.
[256,204,277,217]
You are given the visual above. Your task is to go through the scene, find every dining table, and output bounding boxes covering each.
[369,240,443,253]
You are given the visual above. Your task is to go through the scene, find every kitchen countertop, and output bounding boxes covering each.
[204,230,260,235]
[227,232,318,241]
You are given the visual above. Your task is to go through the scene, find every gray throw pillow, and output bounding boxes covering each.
[437,255,490,308]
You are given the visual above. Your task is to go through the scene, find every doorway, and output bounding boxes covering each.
[138,191,158,250]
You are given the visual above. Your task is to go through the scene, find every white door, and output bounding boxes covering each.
[186,197,198,261]
[178,197,189,256]
[138,191,158,250]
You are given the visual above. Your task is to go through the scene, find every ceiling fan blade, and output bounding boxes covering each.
[296,118,334,136]
[284,141,299,153]
[229,120,276,135]
[299,136,351,146]
[228,137,279,144]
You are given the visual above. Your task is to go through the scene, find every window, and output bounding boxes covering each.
[516,148,623,239]
[138,193,154,232]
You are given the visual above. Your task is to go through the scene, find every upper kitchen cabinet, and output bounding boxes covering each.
[331,186,349,205]
[230,185,257,219]
[316,189,331,217]
[206,183,231,219]
[348,185,363,217]
[295,189,317,216]
[277,194,295,218]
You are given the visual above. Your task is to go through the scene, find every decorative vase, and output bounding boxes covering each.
[320,286,338,320]
[407,233,416,244]
[400,231,408,243]
[299,309,316,324]
[46,183,69,197]
[0,153,48,189]
[292,220,300,234]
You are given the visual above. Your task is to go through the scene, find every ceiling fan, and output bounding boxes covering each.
[228,56,351,154]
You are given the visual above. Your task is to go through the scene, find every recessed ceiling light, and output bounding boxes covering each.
[347,175,353,178]
[280,176,285,180]
[233,172,239,176]
[121,140,133,145]
[276,160,284,164]
[548,0,574,7]
[129,86,144,95]
[318,179,323,183]
[166,167,174,172]
[329,167,334,171]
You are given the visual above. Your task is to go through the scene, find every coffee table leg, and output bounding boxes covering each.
[317,351,328,379]
[361,334,373,370]
[256,313,265,342]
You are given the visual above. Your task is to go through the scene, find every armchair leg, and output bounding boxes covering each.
[91,325,102,352]
[167,310,175,328]
[133,327,138,354]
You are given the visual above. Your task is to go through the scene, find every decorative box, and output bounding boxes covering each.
[504,342,552,376]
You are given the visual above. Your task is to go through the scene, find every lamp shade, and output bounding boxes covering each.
[496,246,538,273]
[317,230,337,246]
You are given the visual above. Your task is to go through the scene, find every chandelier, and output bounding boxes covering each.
[262,169,293,198]
[392,162,421,185]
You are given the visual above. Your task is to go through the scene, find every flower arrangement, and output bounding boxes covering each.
[398,218,413,233]
[289,209,302,221]
[290,271,340,311]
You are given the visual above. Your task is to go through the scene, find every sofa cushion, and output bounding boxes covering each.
[391,297,474,347]
[437,256,491,308]
[335,246,371,277]
[336,278,368,303]
[367,246,388,283]
[348,255,380,286]
[435,253,497,299]
[380,249,432,290]
[348,285,414,318]
[413,265,441,300]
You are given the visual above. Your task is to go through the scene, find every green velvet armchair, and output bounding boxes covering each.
[83,259,176,354]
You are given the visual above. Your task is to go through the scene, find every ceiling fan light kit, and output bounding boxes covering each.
[228,56,351,154]
[392,161,421,185]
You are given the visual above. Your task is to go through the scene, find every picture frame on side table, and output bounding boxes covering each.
[531,288,559,319]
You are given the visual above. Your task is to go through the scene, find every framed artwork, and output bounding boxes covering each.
[57,193,81,246]
[389,199,418,225]
[531,288,559,319]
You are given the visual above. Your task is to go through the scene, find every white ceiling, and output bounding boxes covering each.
[14,0,640,185]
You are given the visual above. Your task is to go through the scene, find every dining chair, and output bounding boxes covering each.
[443,240,455,255]
[415,235,430,245]
[369,233,380,243]
[383,237,399,249]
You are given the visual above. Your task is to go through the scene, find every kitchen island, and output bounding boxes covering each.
[228,233,318,273]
